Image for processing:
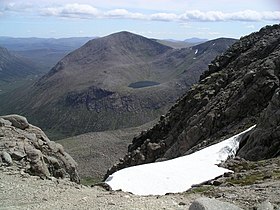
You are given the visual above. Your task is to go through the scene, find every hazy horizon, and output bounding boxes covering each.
[0,32,211,41]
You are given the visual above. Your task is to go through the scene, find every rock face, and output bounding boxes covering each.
[0,114,80,183]
[105,24,280,178]
[237,88,280,160]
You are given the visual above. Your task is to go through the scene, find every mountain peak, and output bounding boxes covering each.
[39,31,172,84]
[85,30,172,52]
[108,31,136,37]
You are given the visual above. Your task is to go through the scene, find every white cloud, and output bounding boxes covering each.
[40,5,280,22]
[2,2,35,12]
[179,10,280,22]
[41,3,100,18]
[150,13,178,22]
[105,9,147,20]
[1,2,280,22]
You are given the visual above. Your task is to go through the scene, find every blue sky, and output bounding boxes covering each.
[0,0,279,40]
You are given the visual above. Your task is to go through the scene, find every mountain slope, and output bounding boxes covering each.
[0,32,235,139]
[106,24,280,178]
[0,46,38,81]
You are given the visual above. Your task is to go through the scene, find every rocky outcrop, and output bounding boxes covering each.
[105,24,280,179]
[237,88,280,160]
[0,114,80,183]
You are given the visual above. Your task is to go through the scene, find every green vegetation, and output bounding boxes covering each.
[229,161,259,172]
[80,177,102,186]
[226,173,264,186]
[185,185,215,196]
[225,158,280,186]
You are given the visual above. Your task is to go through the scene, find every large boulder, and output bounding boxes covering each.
[0,114,80,183]
[1,114,29,129]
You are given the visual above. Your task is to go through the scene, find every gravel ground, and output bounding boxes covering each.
[0,168,198,210]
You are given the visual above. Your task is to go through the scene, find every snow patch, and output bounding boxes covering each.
[106,126,255,195]
[195,49,198,54]
[213,43,216,46]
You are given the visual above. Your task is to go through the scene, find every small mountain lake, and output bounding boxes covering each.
[128,81,160,89]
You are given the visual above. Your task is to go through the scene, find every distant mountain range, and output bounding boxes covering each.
[0,36,208,72]
[184,37,208,43]
[0,37,95,72]
[154,37,208,49]
[0,32,236,139]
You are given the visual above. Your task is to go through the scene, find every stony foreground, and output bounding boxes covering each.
[0,167,199,210]
[1,157,280,210]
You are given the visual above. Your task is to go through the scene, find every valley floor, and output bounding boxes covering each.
[1,157,280,210]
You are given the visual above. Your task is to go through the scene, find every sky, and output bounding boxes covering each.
[0,0,279,40]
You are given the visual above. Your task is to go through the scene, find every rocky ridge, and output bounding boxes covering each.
[0,114,79,183]
[106,24,280,178]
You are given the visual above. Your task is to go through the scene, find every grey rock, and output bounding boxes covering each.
[1,114,29,130]
[212,180,222,186]
[25,145,51,178]
[257,201,274,210]
[238,88,280,160]
[0,115,80,183]
[1,151,13,165]
[0,118,12,127]
[189,197,243,210]
[11,150,26,160]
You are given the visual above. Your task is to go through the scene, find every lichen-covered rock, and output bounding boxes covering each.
[0,114,80,183]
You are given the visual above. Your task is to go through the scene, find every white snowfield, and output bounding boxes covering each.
[106,126,256,195]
